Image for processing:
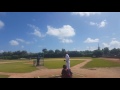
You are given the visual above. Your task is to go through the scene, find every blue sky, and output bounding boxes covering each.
[0,12,120,53]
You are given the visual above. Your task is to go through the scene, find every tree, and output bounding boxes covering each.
[110,48,119,57]
[102,47,109,57]
[21,50,28,58]
[42,48,48,54]
[61,48,66,56]
[48,50,54,54]
[55,49,61,54]
[93,50,102,57]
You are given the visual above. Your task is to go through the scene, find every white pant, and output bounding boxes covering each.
[66,60,70,69]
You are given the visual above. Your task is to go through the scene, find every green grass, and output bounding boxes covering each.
[0,58,86,73]
[0,75,9,78]
[79,57,92,59]
[82,58,120,68]
[44,60,84,69]
[0,59,29,63]
[0,62,38,73]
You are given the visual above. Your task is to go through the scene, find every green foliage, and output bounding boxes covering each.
[93,50,102,57]
[1,47,120,59]
[82,58,120,68]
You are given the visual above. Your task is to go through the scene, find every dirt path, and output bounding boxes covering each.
[1,59,120,78]
[71,58,120,78]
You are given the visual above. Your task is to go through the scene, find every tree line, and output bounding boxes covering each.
[0,47,120,60]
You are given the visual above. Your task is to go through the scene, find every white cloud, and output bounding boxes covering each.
[9,40,19,46]
[102,40,120,49]
[0,20,4,29]
[16,38,33,44]
[28,24,45,38]
[90,20,107,28]
[46,25,75,43]
[99,20,107,28]
[60,38,73,43]
[32,29,45,37]
[102,43,110,47]
[47,25,75,38]
[90,22,97,26]
[16,38,32,44]
[72,12,101,17]
[28,24,39,30]
[84,38,99,43]
[16,38,25,42]
[110,40,120,46]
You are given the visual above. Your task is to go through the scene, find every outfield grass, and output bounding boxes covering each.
[0,75,9,78]
[79,57,92,59]
[0,59,29,62]
[44,60,84,69]
[0,58,85,73]
[82,58,120,68]
[0,62,38,73]
[0,58,85,78]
